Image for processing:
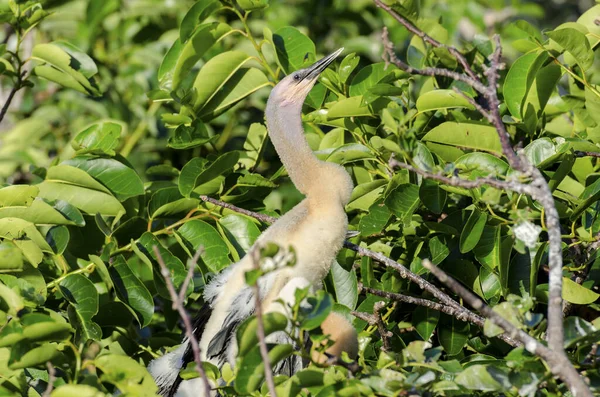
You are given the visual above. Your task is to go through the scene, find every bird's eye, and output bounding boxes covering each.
[293,74,301,81]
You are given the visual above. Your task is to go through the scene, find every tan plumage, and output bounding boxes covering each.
[149,48,358,396]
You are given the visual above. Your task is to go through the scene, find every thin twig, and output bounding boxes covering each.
[178,247,204,303]
[423,259,592,397]
[381,27,487,94]
[574,151,600,158]
[152,246,211,397]
[249,247,278,397]
[374,0,479,81]
[41,361,56,397]
[200,195,277,224]
[351,302,393,351]
[0,71,25,123]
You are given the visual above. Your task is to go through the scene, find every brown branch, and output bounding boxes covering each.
[249,247,277,397]
[388,155,534,195]
[374,0,479,81]
[351,302,393,351]
[152,246,211,397]
[574,151,600,158]
[0,71,25,123]
[377,7,573,380]
[381,27,488,94]
[423,259,592,397]
[200,195,277,224]
[41,361,56,397]
[178,247,204,304]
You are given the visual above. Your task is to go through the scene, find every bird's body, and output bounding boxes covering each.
[149,48,357,397]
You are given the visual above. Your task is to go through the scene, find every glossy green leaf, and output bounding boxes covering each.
[95,354,158,395]
[420,179,447,214]
[237,312,289,357]
[437,314,469,356]
[331,260,358,310]
[416,89,475,112]
[0,198,84,226]
[177,220,231,273]
[414,305,440,341]
[109,255,154,327]
[0,241,23,272]
[59,273,101,341]
[148,187,199,219]
[503,51,548,118]
[273,27,315,73]
[546,27,594,70]
[459,209,487,253]
[72,121,121,156]
[171,22,232,89]
[385,184,420,225]
[179,152,239,197]
[8,342,60,369]
[358,201,391,236]
[455,364,504,391]
[192,51,253,111]
[0,185,38,207]
[562,277,600,304]
[180,0,222,43]
[219,214,261,256]
[168,121,215,149]
[423,122,503,156]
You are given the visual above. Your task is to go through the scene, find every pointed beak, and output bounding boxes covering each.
[304,48,344,81]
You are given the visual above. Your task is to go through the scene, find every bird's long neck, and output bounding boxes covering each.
[266,101,322,195]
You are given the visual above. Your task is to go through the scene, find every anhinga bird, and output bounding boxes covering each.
[149,48,357,396]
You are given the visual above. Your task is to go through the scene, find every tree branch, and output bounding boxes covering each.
[423,259,592,397]
[249,247,278,397]
[153,246,211,397]
[41,361,56,397]
[351,302,393,351]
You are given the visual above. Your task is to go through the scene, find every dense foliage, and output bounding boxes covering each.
[0,0,599,395]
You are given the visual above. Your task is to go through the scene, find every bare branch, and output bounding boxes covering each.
[351,302,393,352]
[422,259,592,397]
[388,155,535,196]
[574,151,600,158]
[0,71,26,124]
[381,27,488,94]
[249,247,278,397]
[41,361,56,397]
[152,246,211,397]
[200,195,277,224]
[178,247,204,304]
[374,0,479,81]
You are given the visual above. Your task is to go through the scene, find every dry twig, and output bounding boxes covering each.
[41,361,56,397]
[249,247,278,397]
[352,302,393,351]
[152,246,211,397]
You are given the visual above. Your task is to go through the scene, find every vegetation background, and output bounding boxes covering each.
[0,0,599,395]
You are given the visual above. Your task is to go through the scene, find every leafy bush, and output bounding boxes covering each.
[0,0,599,396]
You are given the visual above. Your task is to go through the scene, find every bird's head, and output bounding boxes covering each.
[270,48,344,107]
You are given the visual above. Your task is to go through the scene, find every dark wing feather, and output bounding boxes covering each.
[163,302,212,397]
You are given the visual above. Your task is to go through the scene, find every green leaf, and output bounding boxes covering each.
[330,260,358,310]
[455,152,509,176]
[422,122,503,156]
[171,22,232,89]
[350,63,402,96]
[455,364,504,391]
[136,232,190,297]
[180,0,222,43]
[192,51,254,112]
[63,157,144,201]
[503,51,549,118]
[239,123,268,169]
[459,209,487,253]
[198,68,270,121]
[95,354,158,395]
[0,198,85,226]
[572,177,600,220]
[326,96,390,119]
[300,291,333,331]
[562,277,600,304]
[218,214,261,257]
[0,282,24,316]
[413,305,440,341]
[72,121,122,156]
[428,236,450,265]
[385,184,420,225]
[547,27,594,71]
[484,302,522,337]
[237,0,269,11]
[0,217,53,253]
[437,314,469,355]
[325,143,376,164]
[0,241,23,273]
[178,152,239,197]
[339,52,359,83]
[0,185,38,207]
[419,179,447,214]
[358,201,391,236]
[235,343,294,394]
[148,187,199,219]
[168,121,215,149]
[177,220,231,273]
[236,312,289,357]
[59,273,101,341]
[109,256,154,327]
[416,89,475,112]
[37,181,124,217]
[273,27,316,73]
[8,342,60,369]
[32,41,101,96]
